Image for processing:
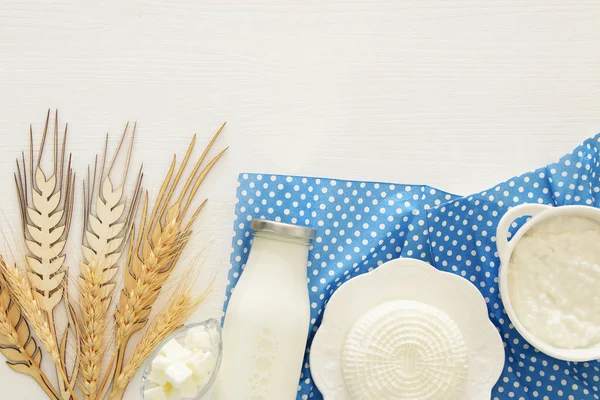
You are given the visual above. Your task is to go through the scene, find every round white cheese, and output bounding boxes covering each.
[341,300,468,400]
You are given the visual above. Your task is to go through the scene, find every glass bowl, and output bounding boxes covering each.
[141,318,223,399]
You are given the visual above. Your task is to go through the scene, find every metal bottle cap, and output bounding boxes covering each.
[251,219,317,241]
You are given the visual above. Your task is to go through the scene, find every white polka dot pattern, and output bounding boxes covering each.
[225,134,600,400]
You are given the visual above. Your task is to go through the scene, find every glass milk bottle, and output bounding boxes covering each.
[213,219,316,400]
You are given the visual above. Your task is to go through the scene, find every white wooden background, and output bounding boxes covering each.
[1,1,600,398]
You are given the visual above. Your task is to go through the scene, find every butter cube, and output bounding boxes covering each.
[176,348,193,361]
[152,355,171,372]
[164,362,193,388]
[185,330,212,350]
[163,382,181,400]
[186,351,215,377]
[166,391,181,400]
[148,368,168,385]
[160,339,190,361]
[144,386,167,400]
[163,383,176,396]
[179,378,199,399]
[166,390,181,400]
[184,350,203,373]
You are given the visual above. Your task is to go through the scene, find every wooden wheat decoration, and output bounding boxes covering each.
[77,124,143,399]
[14,110,77,399]
[0,112,227,400]
[103,123,227,400]
[0,259,59,399]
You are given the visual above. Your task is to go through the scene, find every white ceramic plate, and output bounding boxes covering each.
[310,258,504,400]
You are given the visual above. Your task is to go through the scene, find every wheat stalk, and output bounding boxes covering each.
[60,299,80,399]
[114,289,203,392]
[116,124,227,341]
[100,124,227,400]
[113,195,194,346]
[77,124,143,400]
[15,110,76,398]
[0,259,78,399]
[0,257,60,362]
[0,263,60,399]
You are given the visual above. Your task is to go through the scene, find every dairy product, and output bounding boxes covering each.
[144,327,217,399]
[342,300,468,400]
[212,220,315,400]
[160,340,192,361]
[508,215,600,349]
[152,355,171,372]
[164,363,193,388]
[144,386,167,400]
[185,330,211,350]
[179,378,198,398]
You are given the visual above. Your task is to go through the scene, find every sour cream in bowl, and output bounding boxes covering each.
[497,204,600,361]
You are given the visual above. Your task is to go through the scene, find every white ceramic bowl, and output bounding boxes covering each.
[497,203,600,361]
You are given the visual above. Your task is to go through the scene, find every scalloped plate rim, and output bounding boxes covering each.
[310,257,505,400]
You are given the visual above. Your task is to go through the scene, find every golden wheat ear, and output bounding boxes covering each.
[14,109,76,399]
[77,123,143,400]
[0,259,77,399]
[113,288,202,393]
[0,271,60,400]
[104,123,227,400]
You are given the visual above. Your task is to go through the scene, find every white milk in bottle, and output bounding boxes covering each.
[212,219,316,400]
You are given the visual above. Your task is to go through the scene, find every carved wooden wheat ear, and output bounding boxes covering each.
[103,123,227,400]
[77,123,143,400]
[15,110,75,313]
[14,109,76,398]
[0,263,60,400]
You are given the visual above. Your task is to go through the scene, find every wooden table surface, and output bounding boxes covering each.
[1,1,599,398]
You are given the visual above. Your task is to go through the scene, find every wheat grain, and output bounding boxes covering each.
[0,272,60,399]
[0,259,61,361]
[114,198,192,345]
[0,311,20,345]
[77,125,143,399]
[77,260,114,399]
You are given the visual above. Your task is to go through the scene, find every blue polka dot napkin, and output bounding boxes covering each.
[225,134,600,400]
